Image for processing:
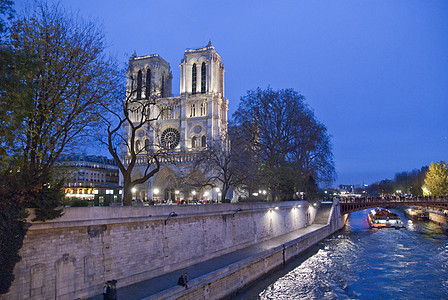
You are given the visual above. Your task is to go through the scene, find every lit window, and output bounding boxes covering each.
[106,189,114,195]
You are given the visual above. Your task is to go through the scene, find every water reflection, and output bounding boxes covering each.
[233,208,448,299]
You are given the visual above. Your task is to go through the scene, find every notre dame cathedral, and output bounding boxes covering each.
[121,42,228,202]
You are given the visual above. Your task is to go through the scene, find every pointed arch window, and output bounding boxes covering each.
[192,136,197,148]
[161,74,165,97]
[135,140,141,153]
[190,103,196,117]
[145,69,151,99]
[201,135,206,148]
[201,62,206,93]
[145,139,150,152]
[136,70,142,99]
[200,102,206,116]
[192,63,197,94]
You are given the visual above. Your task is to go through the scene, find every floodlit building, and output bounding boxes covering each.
[58,154,119,201]
[122,42,229,202]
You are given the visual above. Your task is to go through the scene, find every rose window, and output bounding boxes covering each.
[160,128,180,149]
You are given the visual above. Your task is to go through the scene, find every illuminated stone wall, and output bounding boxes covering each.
[3,201,319,299]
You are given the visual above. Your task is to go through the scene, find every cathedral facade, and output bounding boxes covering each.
[122,42,228,202]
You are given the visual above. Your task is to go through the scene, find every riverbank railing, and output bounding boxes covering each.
[339,196,448,214]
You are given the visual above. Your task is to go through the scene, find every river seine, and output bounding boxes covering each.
[233,208,448,299]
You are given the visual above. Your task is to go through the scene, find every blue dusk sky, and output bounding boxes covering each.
[15,0,448,186]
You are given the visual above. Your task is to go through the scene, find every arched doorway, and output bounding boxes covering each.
[152,167,179,203]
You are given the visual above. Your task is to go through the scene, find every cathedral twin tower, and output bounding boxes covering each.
[123,42,228,202]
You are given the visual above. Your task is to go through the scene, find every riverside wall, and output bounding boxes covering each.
[148,201,344,300]
[429,211,448,224]
[2,201,323,300]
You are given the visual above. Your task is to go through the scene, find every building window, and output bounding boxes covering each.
[192,136,197,148]
[200,102,206,116]
[145,139,150,151]
[201,135,206,147]
[192,63,197,94]
[160,128,180,149]
[161,74,165,97]
[146,69,151,99]
[201,62,206,93]
[137,70,142,99]
[190,103,196,117]
[135,140,141,152]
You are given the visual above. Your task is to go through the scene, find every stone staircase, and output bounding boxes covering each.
[313,202,333,224]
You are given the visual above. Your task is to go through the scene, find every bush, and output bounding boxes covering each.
[70,199,89,207]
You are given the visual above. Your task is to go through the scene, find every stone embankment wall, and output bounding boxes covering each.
[429,212,447,224]
[150,201,343,300]
[2,201,318,300]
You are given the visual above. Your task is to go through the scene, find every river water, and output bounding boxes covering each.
[233,208,448,299]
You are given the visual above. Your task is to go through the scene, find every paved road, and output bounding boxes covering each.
[89,224,325,300]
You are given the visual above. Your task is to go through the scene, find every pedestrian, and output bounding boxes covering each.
[109,280,118,300]
[103,280,118,300]
[103,281,110,300]
[177,272,189,289]
[183,272,189,289]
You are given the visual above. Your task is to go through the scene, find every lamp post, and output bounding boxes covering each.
[175,190,180,204]
[131,187,137,202]
[192,190,196,203]
[153,188,160,203]
[214,187,220,203]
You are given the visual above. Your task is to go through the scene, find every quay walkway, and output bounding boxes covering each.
[89,224,326,300]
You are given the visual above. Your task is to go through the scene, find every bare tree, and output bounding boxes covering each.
[100,79,167,205]
[193,125,258,202]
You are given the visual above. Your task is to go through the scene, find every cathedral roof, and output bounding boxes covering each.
[129,53,170,68]
[185,41,216,53]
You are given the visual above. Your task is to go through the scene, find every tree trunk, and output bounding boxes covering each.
[122,183,133,206]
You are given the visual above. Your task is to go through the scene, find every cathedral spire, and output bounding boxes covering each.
[206,40,213,48]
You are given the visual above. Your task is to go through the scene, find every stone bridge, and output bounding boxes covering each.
[339,196,448,214]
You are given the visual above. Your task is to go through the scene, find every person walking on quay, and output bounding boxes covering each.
[177,272,189,289]
[103,280,118,300]
[103,281,110,300]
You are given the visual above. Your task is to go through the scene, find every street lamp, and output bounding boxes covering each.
[153,188,160,202]
[214,187,220,203]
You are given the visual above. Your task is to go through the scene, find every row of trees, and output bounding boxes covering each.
[358,161,447,197]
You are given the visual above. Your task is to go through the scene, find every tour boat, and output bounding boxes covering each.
[404,207,429,221]
[368,208,405,229]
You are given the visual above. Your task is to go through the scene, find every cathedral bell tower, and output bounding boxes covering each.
[179,41,225,97]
